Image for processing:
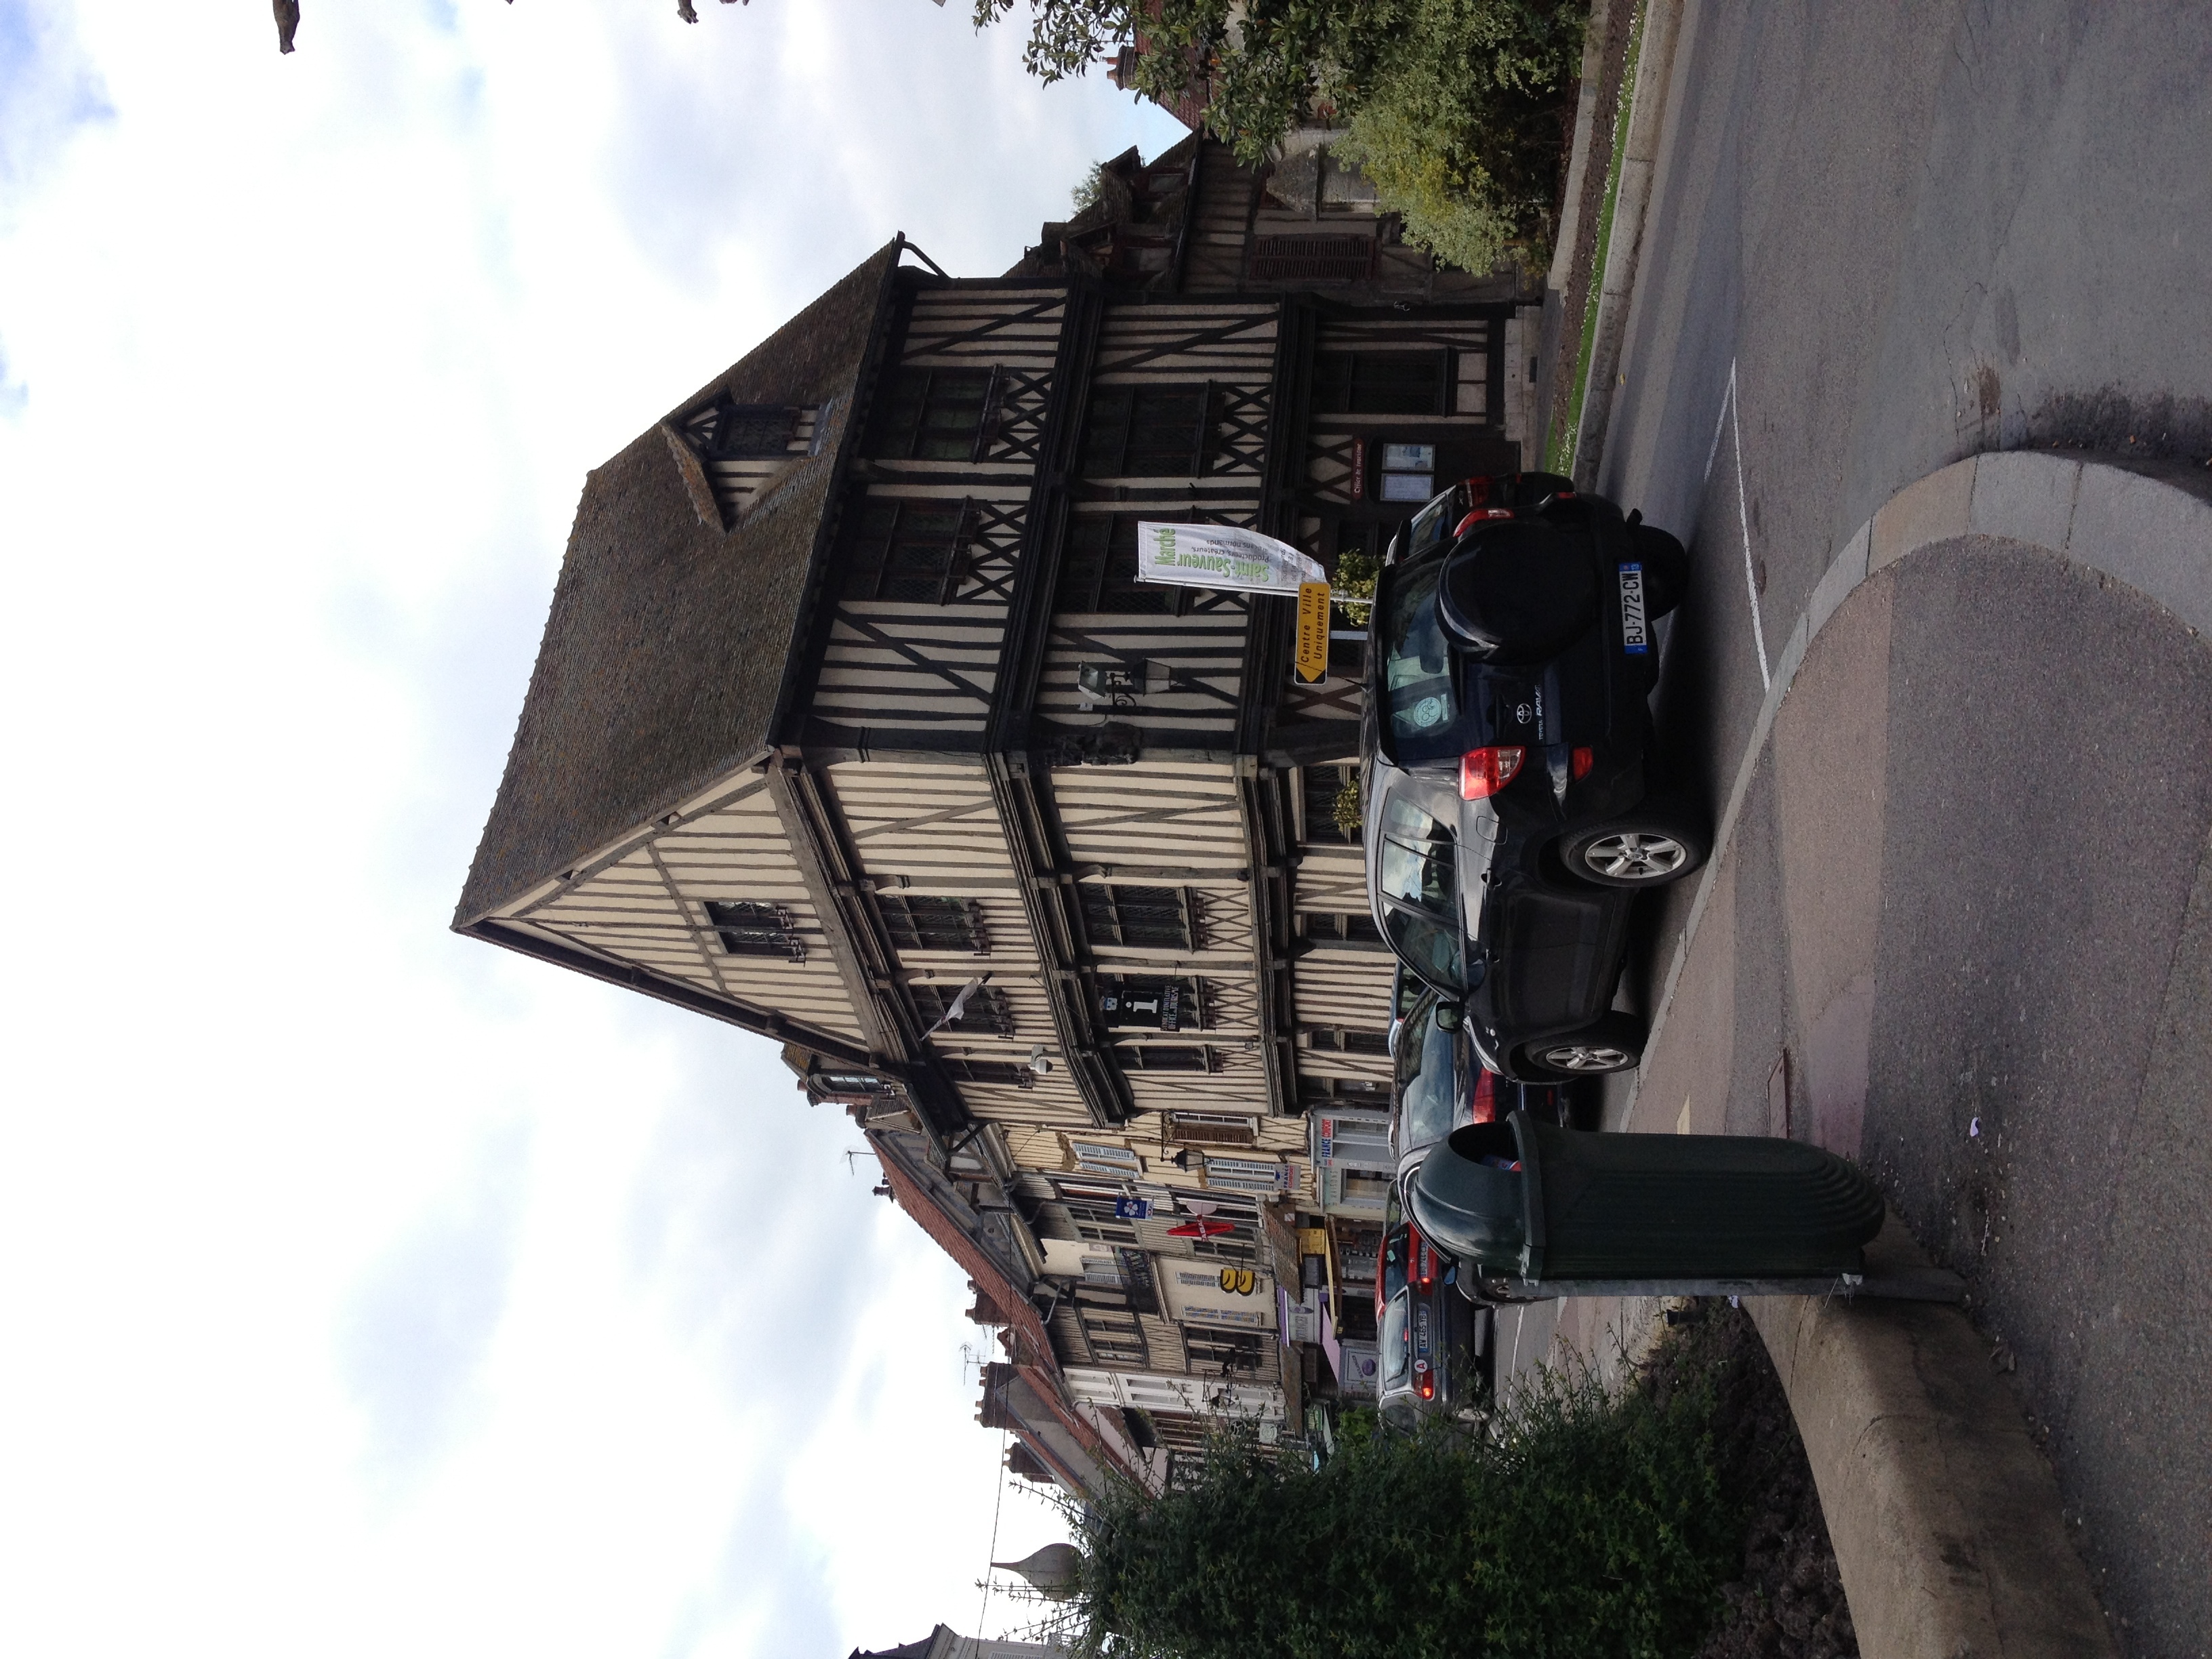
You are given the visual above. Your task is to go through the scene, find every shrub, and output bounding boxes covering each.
[1067,1355,1739,1659]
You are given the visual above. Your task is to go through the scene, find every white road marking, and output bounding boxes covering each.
[1704,373,1733,482]
[1704,359,1772,689]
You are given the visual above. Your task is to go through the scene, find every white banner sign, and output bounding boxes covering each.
[1136,522,1325,595]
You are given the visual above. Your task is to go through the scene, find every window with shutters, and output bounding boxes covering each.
[1312,350,1448,415]
[703,900,805,960]
[1115,1044,1213,1073]
[838,498,968,603]
[942,1058,1035,1089]
[1183,1330,1268,1377]
[912,981,1015,1036]
[1115,1248,1161,1314]
[878,894,988,954]
[1061,1202,1139,1244]
[1081,884,1195,951]
[695,395,800,458]
[1082,1307,1151,1366]
[865,367,994,460]
[1166,1111,1258,1148]
[1299,909,1384,947]
[1203,1154,1290,1195]
[1057,513,1185,615]
[1097,975,1204,1031]
[1067,1138,1145,1179]
[1080,382,1210,476]
[1186,1205,1262,1259]
[1053,1181,1145,1240]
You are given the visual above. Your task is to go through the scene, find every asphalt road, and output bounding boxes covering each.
[1568,5,2212,1653]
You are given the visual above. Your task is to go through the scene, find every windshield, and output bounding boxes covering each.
[1402,486,1464,564]
[1395,995,1461,1155]
[1380,1225,1409,1302]
[1378,560,1457,741]
[1385,906,1467,994]
[1380,1290,1412,1387]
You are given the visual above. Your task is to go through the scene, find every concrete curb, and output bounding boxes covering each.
[1569,0,1686,489]
[1532,0,1624,455]
[1749,1219,2117,1659]
[1629,451,2212,1656]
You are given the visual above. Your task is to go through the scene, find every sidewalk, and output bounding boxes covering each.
[1574,453,2212,1656]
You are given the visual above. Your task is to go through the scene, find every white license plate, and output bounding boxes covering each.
[1618,562,1649,654]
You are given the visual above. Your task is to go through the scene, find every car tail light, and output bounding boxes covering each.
[1572,745,1595,780]
[1454,507,1515,537]
[1418,1366,1436,1400]
[1460,746,1525,799]
[1471,1069,1498,1124]
[1465,475,1490,506]
[1408,1225,1434,1292]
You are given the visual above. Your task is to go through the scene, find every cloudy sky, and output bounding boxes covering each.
[0,3,1182,1654]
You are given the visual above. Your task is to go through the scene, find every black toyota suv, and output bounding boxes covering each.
[1363,472,1708,1082]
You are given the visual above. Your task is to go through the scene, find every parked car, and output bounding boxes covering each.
[1362,471,1709,1082]
[1374,1193,1494,1429]
[1390,981,1563,1195]
[1384,959,1427,1057]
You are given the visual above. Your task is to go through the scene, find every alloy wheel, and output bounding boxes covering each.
[1580,830,1689,881]
[1539,1043,1634,1073]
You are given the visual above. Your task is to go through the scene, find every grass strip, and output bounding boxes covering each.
[1547,0,1647,476]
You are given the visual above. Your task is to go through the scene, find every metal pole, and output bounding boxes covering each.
[1478,1266,1966,1305]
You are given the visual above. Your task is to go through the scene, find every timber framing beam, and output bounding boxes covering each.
[765,752,975,1142]
[1220,294,1320,1116]
[986,753,1134,1128]
[462,919,878,1069]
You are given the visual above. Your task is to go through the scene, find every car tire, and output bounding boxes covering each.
[1518,1011,1646,1079]
[1471,1276,1553,1305]
[1559,796,1711,888]
[1633,523,1689,619]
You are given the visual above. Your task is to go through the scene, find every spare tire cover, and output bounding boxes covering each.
[1435,520,1596,662]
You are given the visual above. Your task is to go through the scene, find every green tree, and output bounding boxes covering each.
[976,0,1582,270]
[1332,0,1584,270]
[1065,1359,1738,1659]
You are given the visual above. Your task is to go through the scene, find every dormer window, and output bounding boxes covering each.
[674,396,819,526]
[701,397,798,457]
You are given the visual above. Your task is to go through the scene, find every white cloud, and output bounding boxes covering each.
[0,1,1180,1655]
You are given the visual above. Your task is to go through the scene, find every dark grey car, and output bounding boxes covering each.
[1376,1195,1494,1430]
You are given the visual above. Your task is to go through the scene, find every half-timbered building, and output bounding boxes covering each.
[457,135,1538,1491]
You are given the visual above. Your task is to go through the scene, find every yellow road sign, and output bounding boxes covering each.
[1295,581,1331,682]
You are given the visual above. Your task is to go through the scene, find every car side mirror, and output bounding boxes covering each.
[1434,1004,1463,1032]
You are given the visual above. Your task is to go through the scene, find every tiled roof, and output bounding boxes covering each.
[454,241,903,926]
